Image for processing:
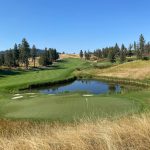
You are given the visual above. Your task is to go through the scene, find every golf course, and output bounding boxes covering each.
[0,58,150,122]
[1,0,150,149]
[1,56,150,149]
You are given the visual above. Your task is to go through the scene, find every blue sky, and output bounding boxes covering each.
[0,0,150,53]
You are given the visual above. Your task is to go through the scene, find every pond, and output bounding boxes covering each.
[38,80,122,95]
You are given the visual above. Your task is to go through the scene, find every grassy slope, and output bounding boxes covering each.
[78,60,150,80]
[0,58,85,92]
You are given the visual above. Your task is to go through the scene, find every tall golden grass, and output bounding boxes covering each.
[79,60,150,80]
[0,114,150,150]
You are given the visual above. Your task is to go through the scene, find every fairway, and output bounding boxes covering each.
[0,58,86,91]
[0,93,140,121]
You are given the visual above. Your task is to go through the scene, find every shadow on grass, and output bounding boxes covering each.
[56,59,68,63]
[0,60,68,77]
[0,70,23,77]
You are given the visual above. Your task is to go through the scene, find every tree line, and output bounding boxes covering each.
[80,34,150,63]
[0,38,59,68]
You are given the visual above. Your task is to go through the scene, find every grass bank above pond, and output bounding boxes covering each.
[0,58,88,92]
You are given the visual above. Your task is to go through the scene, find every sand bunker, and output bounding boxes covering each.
[14,94,21,96]
[26,93,36,95]
[83,95,93,97]
[12,96,23,100]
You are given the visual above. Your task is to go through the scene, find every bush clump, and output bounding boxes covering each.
[93,62,112,69]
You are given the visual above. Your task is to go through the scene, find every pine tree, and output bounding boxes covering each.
[0,53,4,66]
[4,50,14,68]
[94,49,102,59]
[134,41,137,51]
[114,43,120,56]
[31,45,37,67]
[84,51,87,60]
[136,44,141,59]
[120,44,126,63]
[48,48,59,62]
[108,48,116,63]
[128,44,133,57]
[20,38,30,69]
[84,51,91,60]
[39,48,52,66]
[139,34,145,59]
[79,50,83,59]
[13,43,19,67]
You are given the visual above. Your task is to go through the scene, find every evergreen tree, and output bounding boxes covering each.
[128,44,133,57]
[114,43,120,56]
[108,48,116,63]
[102,48,109,58]
[120,44,126,63]
[13,43,19,67]
[139,34,145,59]
[136,44,141,59]
[31,45,37,67]
[0,53,4,66]
[20,38,30,69]
[134,41,137,51]
[48,48,59,62]
[79,50,83,59]
[94,49,102,59]
[39,48,52,66]
[145,42,150,54]
[84,51,91,60]
[4,50,14,68]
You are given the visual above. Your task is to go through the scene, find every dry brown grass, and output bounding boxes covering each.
[60,54,80,59]
[1,114,150,150]
[28,57,40,67]
[80,60,150,80]
[98,60,150,80]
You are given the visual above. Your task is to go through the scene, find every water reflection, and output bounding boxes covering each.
[38,80,122,95]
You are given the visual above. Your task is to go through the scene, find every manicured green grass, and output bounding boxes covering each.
[0,93,141,122]
[0,59,86,92]
[0,58,149,122]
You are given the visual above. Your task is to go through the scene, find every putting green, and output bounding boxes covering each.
[0,93,141,122]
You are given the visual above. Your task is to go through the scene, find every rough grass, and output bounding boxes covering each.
[79,60,150,80]
[0,114,150,150]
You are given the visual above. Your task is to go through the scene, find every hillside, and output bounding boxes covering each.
[79,60,150,80]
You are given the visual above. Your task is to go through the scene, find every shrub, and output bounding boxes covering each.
[93,62,112,69]
[142,56,150,61]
